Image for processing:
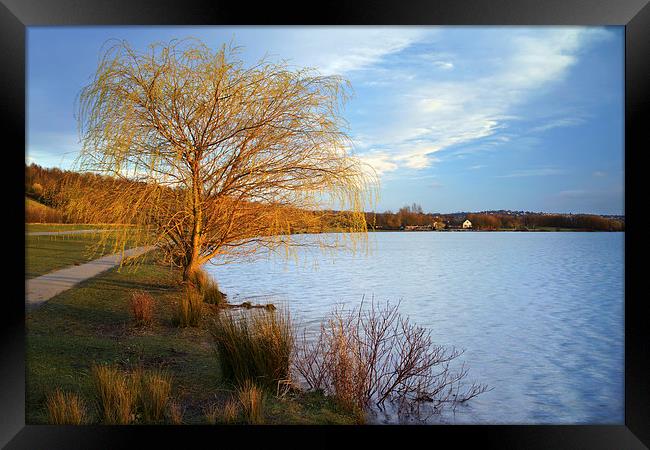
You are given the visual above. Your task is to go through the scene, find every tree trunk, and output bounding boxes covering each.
[183,160,202,283]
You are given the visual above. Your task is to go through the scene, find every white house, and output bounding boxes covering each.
[462,219,472,229]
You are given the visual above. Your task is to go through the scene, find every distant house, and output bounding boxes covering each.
[433,221,446,230]
[462,219,472,229]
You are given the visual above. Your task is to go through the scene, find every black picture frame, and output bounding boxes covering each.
[2,0,647,448]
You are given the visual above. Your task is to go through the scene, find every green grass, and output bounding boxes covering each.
[26,231,141,279]
[26,223,126,232]
[26,251,356,425]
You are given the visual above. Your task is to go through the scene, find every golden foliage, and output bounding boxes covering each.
[64,38,376,277]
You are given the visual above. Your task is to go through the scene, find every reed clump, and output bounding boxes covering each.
[189,268,226,306]
[237,380,264,425]
[91,364,136,424]
[209,308,294,389]
[173,287,203,327]
[45,388,87,425]
[139,369,172,422]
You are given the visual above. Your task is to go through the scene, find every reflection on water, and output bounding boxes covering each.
[205,232,624,424]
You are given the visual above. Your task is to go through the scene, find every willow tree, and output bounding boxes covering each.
[65,39,375,280]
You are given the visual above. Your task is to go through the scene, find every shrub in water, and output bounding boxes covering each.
[210,309,294,389]
[45,388,87,425]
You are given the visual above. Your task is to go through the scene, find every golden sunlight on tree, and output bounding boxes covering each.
[63,38,376,280]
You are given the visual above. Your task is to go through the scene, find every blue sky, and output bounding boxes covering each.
[27,26,624,215]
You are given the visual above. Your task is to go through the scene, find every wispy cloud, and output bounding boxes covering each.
[497,168,567,178]
[281,28,429,75]
[354,27,612,176]
[529,117,587,133]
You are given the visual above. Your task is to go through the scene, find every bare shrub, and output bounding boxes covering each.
[45,388,87,424]
[294,300,488,416]
[129,291,155,326]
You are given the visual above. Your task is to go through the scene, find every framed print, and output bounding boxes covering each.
[2,0,648,448]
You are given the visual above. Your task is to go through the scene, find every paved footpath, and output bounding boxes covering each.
[26,246,154,312]
[27,229,113,236]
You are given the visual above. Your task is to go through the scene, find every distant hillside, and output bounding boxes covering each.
[25,196,64,223]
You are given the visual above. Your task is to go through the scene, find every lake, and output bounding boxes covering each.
[205,231,624,424]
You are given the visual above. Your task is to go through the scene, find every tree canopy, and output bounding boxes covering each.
[64,39,376,278]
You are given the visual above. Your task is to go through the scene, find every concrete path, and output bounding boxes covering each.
[27,229,113,236]
[26,245,154,312]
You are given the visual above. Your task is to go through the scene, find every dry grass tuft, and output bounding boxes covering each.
[237,380,264,425]
[190,268,226,306]
[129,291,155,326]
[173,287,203,327]
[45,388,87,425]
[204,403,220,425]
[167,400,183,425]
[139,369,172,422]
[91,364,136,424]
[209,308,294,389]
[222,399,240,424]
[204,399,240,425]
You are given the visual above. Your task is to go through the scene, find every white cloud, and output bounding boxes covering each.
[354,27,612,175]
[358,151,398,176]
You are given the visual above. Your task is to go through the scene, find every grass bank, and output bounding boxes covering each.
[26,251,356,425]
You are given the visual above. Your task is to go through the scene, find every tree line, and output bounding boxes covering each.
[364,203,624,231]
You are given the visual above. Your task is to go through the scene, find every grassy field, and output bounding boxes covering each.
[26,251,355,425]
[26,223,126,233]
[26,231,141,279]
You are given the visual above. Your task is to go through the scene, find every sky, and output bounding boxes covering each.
[26,26,625,215]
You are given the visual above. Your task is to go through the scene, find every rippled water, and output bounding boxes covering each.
[205,232,624,424]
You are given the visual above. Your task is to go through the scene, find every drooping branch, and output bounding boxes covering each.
[64,38,377,276]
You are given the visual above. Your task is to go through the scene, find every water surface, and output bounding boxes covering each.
[205,232,624,424]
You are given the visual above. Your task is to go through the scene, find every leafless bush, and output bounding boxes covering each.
[293,300,488,416]
[129,291,155,326]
